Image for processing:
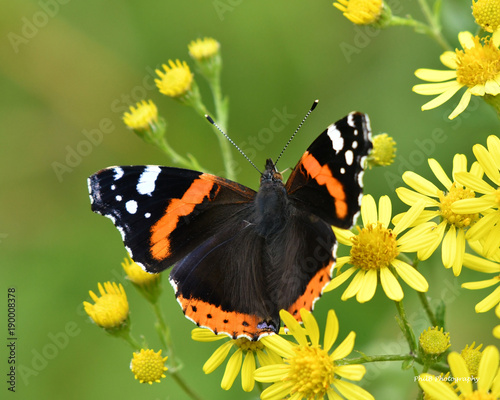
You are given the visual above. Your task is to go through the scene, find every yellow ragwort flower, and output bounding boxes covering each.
[254,309,374,400]
[155,59,193,97]
[413,31,500,119]
[324,195,432,303]
[461,342,484,377]
[130,349,168,384]
[463,274,500,312]
[452,135,500,258]
[188,37,220,60]
[419,327,451,356]
[368,133,397,167]
[123,100,158,131]
[418,345,500,400]
[192,327,282,392]
[396,154,483,276]
[333,0,383,25]
[83,282,129,329]
[473,0,500,33]
[122,256,159,287]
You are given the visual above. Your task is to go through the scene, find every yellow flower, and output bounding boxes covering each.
[324,195,432,302]
[413,31,500,119]
[83,282,129,329]
[452,135,500,258]
[155,59,193,97]
[188,37,220,60]
[333,0,383,25]
[192,328,282,392]
[122,256,159,287]
[419,327,451,357]
[130,349,168,384]
[254,309,374,400]
[122,100,158,131]
[368,133,397,167]
[473,0,500,33]
[418,345,500,400]
[461,342,483,377]
[395,155,482,276]
[462,274,500,312]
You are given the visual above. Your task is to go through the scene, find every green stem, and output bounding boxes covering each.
[169,370,204,400]
[417,291,439,327]
[395,300,418,355]
[416,0,452,51]
[388,16,451,51]
[156,137,210,172]
[337,354,415,365]
[112,326,142,351]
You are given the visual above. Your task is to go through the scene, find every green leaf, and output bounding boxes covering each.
[402,358,414,370]
[435,300,446,330]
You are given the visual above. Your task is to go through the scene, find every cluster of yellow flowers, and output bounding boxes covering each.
[83,12,500,397]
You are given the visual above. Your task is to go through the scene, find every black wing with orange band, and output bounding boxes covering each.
[88,165,256,273]
[285,112,372,229]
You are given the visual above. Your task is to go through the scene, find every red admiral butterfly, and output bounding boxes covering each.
[88,106,372,340]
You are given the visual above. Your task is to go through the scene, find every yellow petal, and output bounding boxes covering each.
[361,195,377,226]
[279,310,307,347]
[440,51,458,69]
[488,135,500,169]
[422,83,464,111]
[324,265,357,292]
[260,380,294,399]
[203,341,233,374]
[413,80,461,95]
[391,258,429,292]
[392,199,426,236]
[448,89,472,120]
[300,309,319,346]
[466,211,499,240]
[478,346,499,392]
[260,335,295,359]
[333,379,375,400]
[414,68,457,82]
[452,228,465,276]
[428,158,452,190]
[356,269,378,303]
[462,276,500,290]
[378,195,392,228]
[221,348,242,390]
[463,254,500,273]
[474,143,500,185]
[475,286,500,313]
[335,364,366,381]
[417,221,446,260]
[453,171,494,194]
[342,270,365,300]
[397,222,440,253]
[323,309,339,353]
[452,153,468,176]
[332,227,355,245]
[448,352,473,394]
[470,84,486,96]
[417,374,460,400]
[441,225,457,269]
[402,171,441,197]
[241,351,256,392]
[395,187,439,207]
[485,79,500,96]
[380,266,404,301]
[458,31,475,49]
[330,331,356,360]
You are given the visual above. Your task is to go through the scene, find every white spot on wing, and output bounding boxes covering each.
[111,184,116,191]
[115,195,122,202]
[352,140,358,149]
[113,167,124,180]
[125,200,138,214]
[347,113,356,128]
[340,167,346,174]
[345,150,354,166]
[327,125,344,153]
[145,212,151,218]
[137,166,161,196]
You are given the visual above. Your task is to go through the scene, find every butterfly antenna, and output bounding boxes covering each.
[275,99,319,166]
[205,115,262,174]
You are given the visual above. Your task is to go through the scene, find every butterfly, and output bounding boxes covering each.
[88,106,372,340]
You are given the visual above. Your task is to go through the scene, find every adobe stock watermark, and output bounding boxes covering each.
[212,0,243,21]
[8,0,72,54]
[52,66,159,183]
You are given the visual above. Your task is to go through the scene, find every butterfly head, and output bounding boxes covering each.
[260,158,283,184]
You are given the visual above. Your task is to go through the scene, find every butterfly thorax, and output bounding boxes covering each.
[254,159,289,237]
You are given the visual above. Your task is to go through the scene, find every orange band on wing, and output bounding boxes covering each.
[300,152,347,219]
[287,260,334,322]
[150,176,216,260]
[177,294,266,340]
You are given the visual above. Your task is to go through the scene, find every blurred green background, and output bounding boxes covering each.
[0,0,497,399]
